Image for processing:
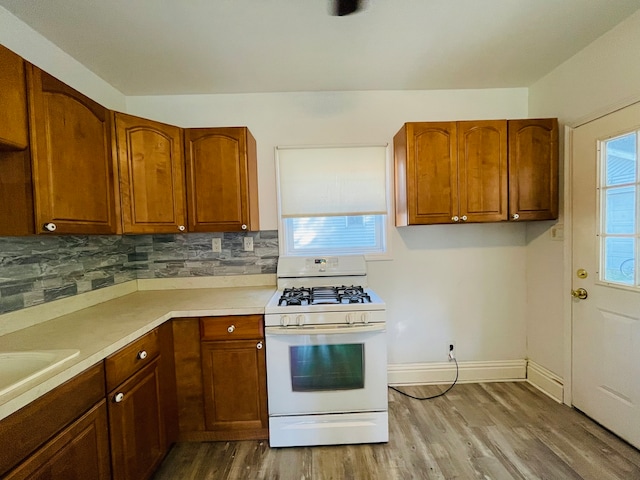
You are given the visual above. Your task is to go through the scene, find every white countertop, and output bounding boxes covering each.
[0,283,276,421]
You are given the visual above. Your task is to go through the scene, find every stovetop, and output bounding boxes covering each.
[278,285,372,306]
[264,255,385,316]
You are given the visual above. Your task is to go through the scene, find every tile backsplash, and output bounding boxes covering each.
[0,231,278,315]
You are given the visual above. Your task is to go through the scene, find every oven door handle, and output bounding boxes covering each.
[265,323,386,335]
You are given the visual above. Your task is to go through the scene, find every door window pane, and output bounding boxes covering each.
[600,131,639,286]
[289,343,364,391]
[606,133,636,186]
[605,186,636,234]
[603,237,635,285]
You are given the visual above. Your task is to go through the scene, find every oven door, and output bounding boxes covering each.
[265,323,387,416]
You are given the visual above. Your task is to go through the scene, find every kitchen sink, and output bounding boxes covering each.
[0,349,80,397]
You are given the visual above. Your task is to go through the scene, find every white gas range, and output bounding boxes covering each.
[264,255,388,448]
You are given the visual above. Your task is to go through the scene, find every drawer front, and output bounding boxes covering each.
[105,328,160,391]
[200,315,263,341]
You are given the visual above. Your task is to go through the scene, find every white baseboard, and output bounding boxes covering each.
[387,359,527,386]
[526,360,564,403]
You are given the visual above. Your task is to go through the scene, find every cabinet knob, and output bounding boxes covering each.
[451,216,459,222]
[241,224,247,230]
[227,325,235,333]
[512,213,520,220]
[113,392,124,403]
[178,225,186,232]
[137,350,147,360]
[43,222,57,232]
[256,341,263,350]
[461,215,468,221]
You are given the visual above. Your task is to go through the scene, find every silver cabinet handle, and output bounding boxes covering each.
[178,225,185,231]
[256,341,263,350]
[114,392,124,403]
[137,350,147,360]
[241,224,247,230]
[227,325,235,333]
[461,215,468,221]
[43,222,57,232]
[451,216,459,222]
[512,213,520,220]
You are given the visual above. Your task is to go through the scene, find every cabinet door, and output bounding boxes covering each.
[457,120,508,223]
[508,118,559,221]
[396,122,458,225]
[201,339,268,440]
[108,358,166,480]
[185,127,259,232]
[115,113,187,233]
[27,66,119,234]
[5,401,111,480]
[0,45,28,150]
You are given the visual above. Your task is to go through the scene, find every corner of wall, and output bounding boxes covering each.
[0,6,126,111]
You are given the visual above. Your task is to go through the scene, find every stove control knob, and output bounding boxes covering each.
[296,314,306,326]
[281,315,290,327]
[347,313,355,324]
[361,312,369,324]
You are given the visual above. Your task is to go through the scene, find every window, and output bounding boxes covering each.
[276,145,389,257]
[600,131,638,285]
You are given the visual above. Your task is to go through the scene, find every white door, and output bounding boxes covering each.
[572,102,640,448]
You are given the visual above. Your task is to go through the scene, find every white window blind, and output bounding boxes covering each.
[277,145,387,217]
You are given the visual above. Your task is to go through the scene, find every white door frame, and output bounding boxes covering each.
[563,95,640,407]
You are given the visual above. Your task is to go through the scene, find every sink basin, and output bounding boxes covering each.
[0,349,80,397]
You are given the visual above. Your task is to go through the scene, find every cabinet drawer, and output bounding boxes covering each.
[105,328,160,391]
[200,315,263,341]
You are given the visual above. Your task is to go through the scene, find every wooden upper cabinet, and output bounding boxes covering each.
[184,127,259,232]
[0,45,29,150]
[508,118,559,221]
[457,120,508,223]
[394,120,507,225]
[394,122,458,225]
[27,66,120,234]
[114,113,187,234]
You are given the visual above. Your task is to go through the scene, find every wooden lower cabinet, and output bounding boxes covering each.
[201,339,268,439]
[108,358,166,480]
[0,363,106,478]
[106,323,177,480]
[173,316,268,441]
[5,401,111,480]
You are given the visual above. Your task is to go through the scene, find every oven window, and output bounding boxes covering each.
[289,343,364,391]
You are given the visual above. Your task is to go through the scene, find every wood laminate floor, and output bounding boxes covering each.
[152,382,640,479]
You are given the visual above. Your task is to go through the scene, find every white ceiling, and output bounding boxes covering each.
[2,0,640,96]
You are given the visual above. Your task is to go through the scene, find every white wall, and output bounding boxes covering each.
[128,89,530,364]
[0,6,125,110]
[527,9,640,380]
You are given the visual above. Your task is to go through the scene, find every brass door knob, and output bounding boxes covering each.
[571,288,588,300]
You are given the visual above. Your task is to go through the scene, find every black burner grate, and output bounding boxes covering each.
[278,285,371,306]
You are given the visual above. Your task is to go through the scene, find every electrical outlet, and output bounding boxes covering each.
[243,236,254,252]
[211,238,222,253]
[448,343,456,361]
